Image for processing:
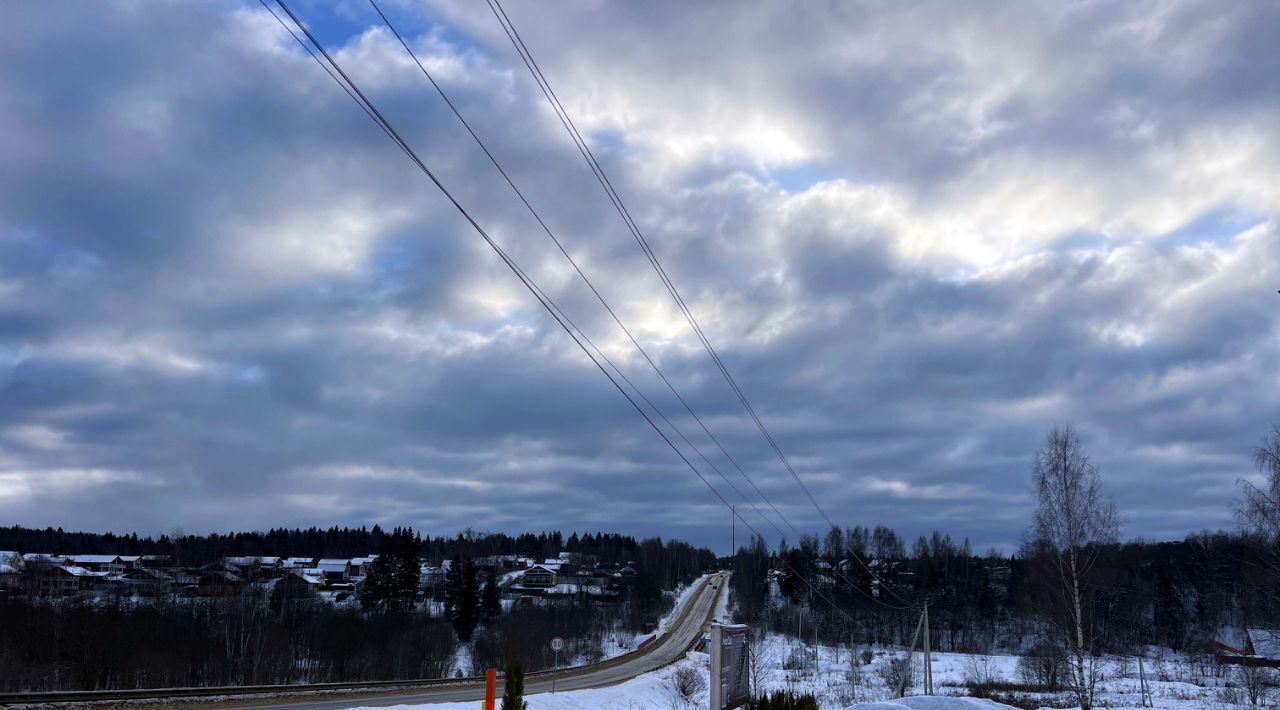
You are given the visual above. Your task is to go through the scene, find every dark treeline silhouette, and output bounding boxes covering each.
[0,525,658,569]
[728,527,1280,657]
[0,527,715,693]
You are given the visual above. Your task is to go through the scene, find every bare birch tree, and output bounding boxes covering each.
[1030,425,1118,710]
[1238,424,1280,604]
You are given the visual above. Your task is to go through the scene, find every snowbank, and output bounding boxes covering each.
[846,698,1018,710]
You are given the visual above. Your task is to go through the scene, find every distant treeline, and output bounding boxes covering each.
[0,525,664,568]
[730,527,1280,655]
[0,525,717,693]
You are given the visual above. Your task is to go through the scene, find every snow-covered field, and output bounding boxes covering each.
[359,630,1276,709]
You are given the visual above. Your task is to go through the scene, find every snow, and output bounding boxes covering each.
[363,630,1276,709]
[847,699,1015,710]
[356,654,713,710]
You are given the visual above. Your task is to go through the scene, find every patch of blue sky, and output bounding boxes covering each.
[1055,231,1113,253]
[1158,205,1267,248]
[233,365,266,383]
[763,162,851,193]
[278,0,484,56]
[370,236,424,274]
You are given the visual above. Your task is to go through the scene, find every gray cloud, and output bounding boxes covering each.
[0,0,1277,552]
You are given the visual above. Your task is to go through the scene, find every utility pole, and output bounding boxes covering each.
[813,615,819,678]
[1138,656,1151,708]
[731,505,735,566]
[922,603,933,695]
[896,609,926,698]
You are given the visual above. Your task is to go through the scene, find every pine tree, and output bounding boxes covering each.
[360,528,420,611]
[501,659,527,710]
[446,552,480,641]
[482,566,502,619]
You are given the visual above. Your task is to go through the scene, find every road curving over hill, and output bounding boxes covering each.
[0,572,728,710]
[217,571,728,709]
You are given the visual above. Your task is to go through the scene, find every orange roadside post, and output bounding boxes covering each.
[484,668,497,710]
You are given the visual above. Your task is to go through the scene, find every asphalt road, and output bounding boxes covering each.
[217,572,728,710]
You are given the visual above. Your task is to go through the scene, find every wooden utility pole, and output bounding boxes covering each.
[896,609,926,698]
[922,604,933,695]
[730,505,735,566]
[1138,656,1151,708]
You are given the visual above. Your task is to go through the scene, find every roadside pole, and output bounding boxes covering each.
[483,669,496,710]
[896,609,926,698]
[922,603,932,695]
[710,624,723,710]
[550,636,564,693]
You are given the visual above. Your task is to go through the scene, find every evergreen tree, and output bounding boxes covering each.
[360,527,421,611]
[501,659,527,710]
[446,551,481,641]
[483,566,502,619]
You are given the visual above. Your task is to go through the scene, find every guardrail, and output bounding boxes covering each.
[0,573,724,706]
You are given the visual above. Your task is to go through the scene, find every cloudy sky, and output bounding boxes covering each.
[2,0,1277,552]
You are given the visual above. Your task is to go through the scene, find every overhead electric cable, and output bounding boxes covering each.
[365,0,800,548]
[366,0,913,611]
[263,0,894,619]
[484,0,915,607]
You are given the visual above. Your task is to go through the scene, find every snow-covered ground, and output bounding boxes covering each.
[359,629,1277,709]
[598,573,717,660]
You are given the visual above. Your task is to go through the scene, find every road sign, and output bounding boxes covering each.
[710,623,750,709]
[550,636,564,652]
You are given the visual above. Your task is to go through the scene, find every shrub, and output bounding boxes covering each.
[674,664,706,702]
[748,691,820,709]
[1017,640,1067,691]
[876,654,913,693]
[963,655,1002,697]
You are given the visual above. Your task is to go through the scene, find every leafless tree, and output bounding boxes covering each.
[1235,664,1275,706]
[1238,425,1280,599]
[1030,425,1119,710]
[747,627,775,697]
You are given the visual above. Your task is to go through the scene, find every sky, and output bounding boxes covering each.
[1,0,1278,554]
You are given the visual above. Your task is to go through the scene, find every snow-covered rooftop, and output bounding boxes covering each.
[69,554,120,564]
[1247,628,1280,660]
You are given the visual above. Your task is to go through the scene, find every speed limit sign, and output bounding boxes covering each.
[550,636,565,652]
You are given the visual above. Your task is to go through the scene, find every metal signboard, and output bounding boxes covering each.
[709,623,750,709]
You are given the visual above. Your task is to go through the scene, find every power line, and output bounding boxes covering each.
[365,0,798,553]
[484,0,915,608]
[262,0,892,621]
[365,0,912,612]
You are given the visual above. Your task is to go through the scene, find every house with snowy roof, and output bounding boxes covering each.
[68,555,125,575]
[0,552,20,590]
[1214,628,1280,667]
[522,564,557,588]
[40,565,107,596]
[348,556,377,578]
[316,559,351,582]
[1245,629,1280,666]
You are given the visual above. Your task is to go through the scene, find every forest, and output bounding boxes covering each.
[0,528,714,692]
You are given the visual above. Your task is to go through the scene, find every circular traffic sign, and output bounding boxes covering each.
[550,636,565,652]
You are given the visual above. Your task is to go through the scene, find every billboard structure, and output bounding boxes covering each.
[709,623,750,709]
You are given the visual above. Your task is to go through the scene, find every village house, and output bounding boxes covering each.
[1216,628,1280,668]
[68,554,125,575]
[40,565,106,596]
[521,563,557,588]
[316,559,351,583]
[0,551,22,590]
[139,554,171,569]
[121,567,173,596]
[222,556,283,578]
[348,556,377,579]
